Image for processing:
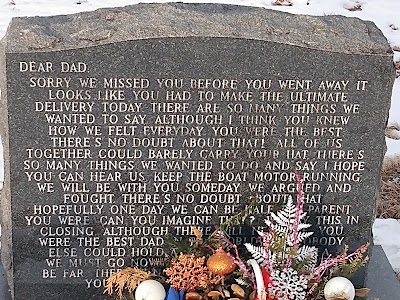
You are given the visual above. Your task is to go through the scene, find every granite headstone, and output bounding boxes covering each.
[0,3,395,300]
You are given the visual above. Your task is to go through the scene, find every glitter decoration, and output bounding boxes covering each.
[165,253,209,291]
[207,248,237,275]
[268,267,307,300]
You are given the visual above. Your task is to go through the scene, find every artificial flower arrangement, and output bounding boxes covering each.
[104,175,370,300]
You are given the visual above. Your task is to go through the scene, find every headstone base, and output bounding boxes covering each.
[0,245,398,300]
[366,245,400,300]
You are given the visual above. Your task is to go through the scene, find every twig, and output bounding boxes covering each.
[219,233,256,287]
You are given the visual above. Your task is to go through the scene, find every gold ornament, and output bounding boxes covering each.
[206,248,236,275]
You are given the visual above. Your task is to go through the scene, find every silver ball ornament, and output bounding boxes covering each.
[135,280,166,300]
[324,277,355,300]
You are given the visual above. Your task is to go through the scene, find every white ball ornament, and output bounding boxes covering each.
[324,277,355,300]
[135,280,166,300]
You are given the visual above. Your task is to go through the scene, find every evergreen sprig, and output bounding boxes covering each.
[330,244,369,278]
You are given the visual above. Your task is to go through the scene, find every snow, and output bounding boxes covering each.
[373,219,400,273]
[0,0,399,276]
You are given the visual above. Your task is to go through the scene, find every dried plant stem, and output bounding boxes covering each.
[220,233,256,287]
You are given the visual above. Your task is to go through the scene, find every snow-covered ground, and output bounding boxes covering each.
[0,0,399,274]
[374,219,400,273]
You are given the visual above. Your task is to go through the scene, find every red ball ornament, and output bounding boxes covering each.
[206,248,237,275]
